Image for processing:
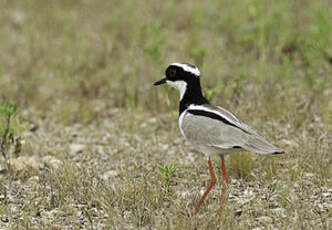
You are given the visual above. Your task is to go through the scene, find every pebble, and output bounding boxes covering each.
[42,155,62,169]
[100,170,118,180]
[70,144,86,154]
[257,216,273,224]
[9,156,42,171]
[8,155,62,173]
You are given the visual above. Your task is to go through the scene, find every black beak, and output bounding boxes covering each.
[153,77,167,86]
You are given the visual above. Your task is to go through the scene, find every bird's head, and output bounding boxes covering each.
[154,63,201,100]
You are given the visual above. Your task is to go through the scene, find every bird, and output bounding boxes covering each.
[154,62,284,214]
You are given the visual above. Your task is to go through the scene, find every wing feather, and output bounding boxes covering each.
[180,105,283,154]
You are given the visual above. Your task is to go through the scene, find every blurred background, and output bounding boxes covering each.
[0,0,331,228]
[0,0,330,122]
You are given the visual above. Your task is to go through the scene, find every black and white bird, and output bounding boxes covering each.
[154,63,284,214]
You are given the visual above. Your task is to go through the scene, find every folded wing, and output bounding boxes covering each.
[181,104,283,154]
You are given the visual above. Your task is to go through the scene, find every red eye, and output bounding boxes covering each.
[169,68,176,78]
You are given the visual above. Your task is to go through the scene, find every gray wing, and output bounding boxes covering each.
[203,104,256,135]
[181,105,283,154]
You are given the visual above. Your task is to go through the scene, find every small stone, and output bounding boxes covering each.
[42,155,62,169]
[140,122,147,128]
[29,123,39,132]
[100,170,118,180]
[70,144,86,154]
[0,165,7,174]
[27,176,39,184]
[161,144,169,151]
[9,156,42,171]
[281,139,299,148]
[305,173,314,178]
[148,117,157,123]
[322,192,331,198]
[235,209,242,217]
[257,216,273,224]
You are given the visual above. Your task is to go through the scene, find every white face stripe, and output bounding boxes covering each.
[187,104,239,127]
[166,80,187,101]
[171,63,200,76]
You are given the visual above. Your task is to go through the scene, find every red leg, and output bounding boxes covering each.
[219,155,228,214]
[221,156,228,183]
[194,158,216,214]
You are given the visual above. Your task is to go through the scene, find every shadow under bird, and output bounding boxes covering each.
[154,63,284,214]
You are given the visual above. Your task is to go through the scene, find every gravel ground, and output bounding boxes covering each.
[0,108,331,229]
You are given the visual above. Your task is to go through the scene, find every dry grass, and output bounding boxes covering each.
[0,0,331,229]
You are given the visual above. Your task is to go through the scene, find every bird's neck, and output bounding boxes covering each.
[179,84,209,115]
